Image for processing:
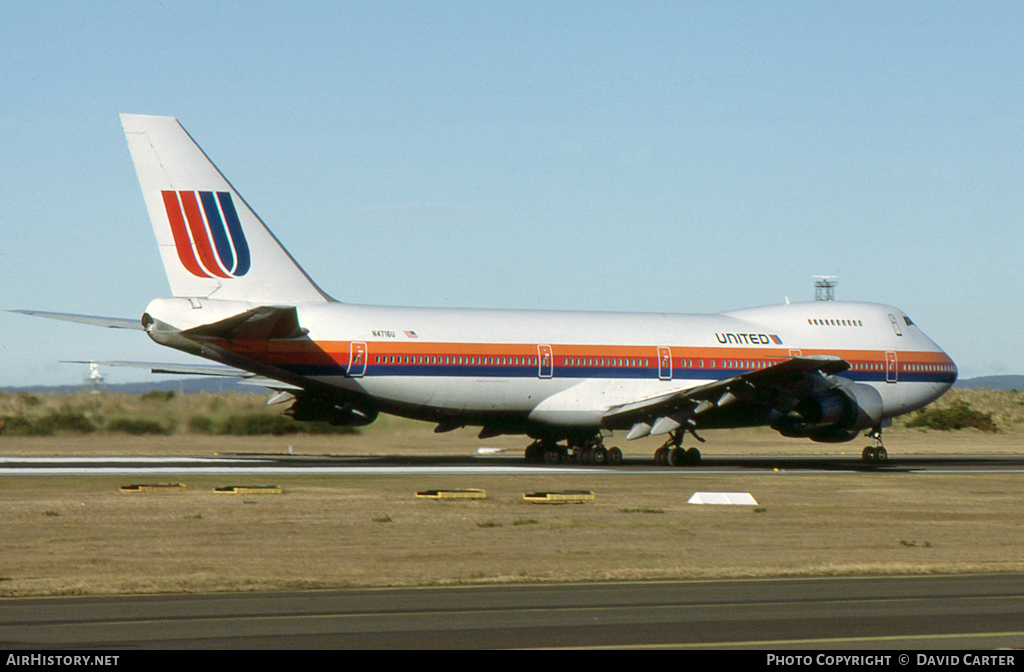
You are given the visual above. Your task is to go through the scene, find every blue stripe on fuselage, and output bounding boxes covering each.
[272,363,956,387]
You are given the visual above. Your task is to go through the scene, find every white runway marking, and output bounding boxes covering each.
[0,466,588,476]
[1,456,1022,476]
[0,456,264,463]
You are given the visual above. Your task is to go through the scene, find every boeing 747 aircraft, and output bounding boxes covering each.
[16,115,958,466]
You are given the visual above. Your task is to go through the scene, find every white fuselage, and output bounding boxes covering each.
[144,297,956,437]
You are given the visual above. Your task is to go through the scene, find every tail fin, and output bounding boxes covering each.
[120,114,333,304]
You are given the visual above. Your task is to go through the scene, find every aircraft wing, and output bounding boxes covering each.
[603,355,851,439]
[9,310,143,330]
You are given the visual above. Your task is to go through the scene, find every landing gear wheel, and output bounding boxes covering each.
[685,447,702,466]
[654,446,669,466]
[608,447,623,465]
[668,447,686,466]
[592,446,609,466]
[543,447,563,464]
[863,424,887,464]
[525,443,542,463]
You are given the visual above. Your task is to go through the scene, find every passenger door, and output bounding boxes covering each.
[885,350,898,383]
[348,341,367,378]
[537,344,553,379]
[657,346,672,380]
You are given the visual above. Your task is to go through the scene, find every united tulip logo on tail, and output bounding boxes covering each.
[161,190,251,278]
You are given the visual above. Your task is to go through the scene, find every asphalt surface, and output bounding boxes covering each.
[2,574,1023,649]
[2,453,1024,475]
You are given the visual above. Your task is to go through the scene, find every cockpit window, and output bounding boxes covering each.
[903,316,915,326]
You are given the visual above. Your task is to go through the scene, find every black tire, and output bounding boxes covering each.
[543,448,562,465]
[654,446,669,465]
[862,446,876,462]
[685,447,702,466]
[608,447,623,465]
[593,446,609,466]
[876,447,888,462]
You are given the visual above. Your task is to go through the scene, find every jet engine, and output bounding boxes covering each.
[284,394,379,427]
[771,383,884,443]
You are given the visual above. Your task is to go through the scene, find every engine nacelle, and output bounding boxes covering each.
[285,395,379,427]
[806,427,862,443]
[772,383,884,443]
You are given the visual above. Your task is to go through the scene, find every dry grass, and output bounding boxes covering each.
[1,472,1022,597]
[2,387,1022,442]
[894,388,1024,432]
[1,388,1022,597]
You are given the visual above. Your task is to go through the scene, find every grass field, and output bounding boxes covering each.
[0,389,1022,597]
[0,387,1021,457]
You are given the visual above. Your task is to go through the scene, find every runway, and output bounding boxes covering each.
[2,453,1024,476]
[2,574,1023,649]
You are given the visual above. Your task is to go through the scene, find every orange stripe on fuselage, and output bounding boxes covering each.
[211,339,954,373]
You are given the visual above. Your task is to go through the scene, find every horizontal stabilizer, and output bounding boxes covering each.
[10,310,143,330]
[64,360,248,377]
[236,377,303,391]
[62,360,303,392]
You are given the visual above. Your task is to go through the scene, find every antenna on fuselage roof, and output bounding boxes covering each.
[813,276,837,301]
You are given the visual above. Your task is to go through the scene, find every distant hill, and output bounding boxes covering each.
[954,375,1024,391]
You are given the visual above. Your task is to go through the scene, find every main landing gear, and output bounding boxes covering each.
[861,425,888,464]
[525,428,706,468]
[524,436,623,466]
[653,429,702,467]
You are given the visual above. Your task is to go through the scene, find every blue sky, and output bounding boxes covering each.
[1,1,1022,386]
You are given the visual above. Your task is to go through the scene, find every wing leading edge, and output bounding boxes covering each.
[603,355,851,439]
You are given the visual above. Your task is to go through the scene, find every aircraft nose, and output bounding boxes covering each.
[926,352,958,404]
[941,351,958,387]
